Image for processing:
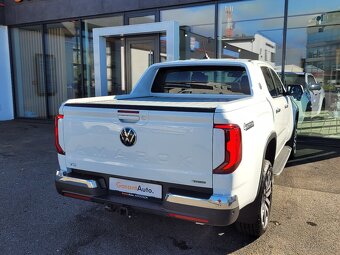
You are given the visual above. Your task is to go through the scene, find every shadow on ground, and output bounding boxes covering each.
[59,206,257,255]
[286,142,340,167]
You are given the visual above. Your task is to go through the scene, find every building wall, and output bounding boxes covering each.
[253,34,275,64]
[229,34,276,64]
[4,0,209,25]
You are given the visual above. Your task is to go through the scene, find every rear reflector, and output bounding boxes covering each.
[167,213,208,223]
[54,114,65,155]
[213,124,242,174]
[63,193,91,201]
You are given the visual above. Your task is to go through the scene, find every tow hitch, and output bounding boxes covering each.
[105,204,132,218]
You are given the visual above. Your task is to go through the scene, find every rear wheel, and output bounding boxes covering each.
[235,160,273,237]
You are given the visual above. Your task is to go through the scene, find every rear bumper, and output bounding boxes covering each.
[55,170,239,226]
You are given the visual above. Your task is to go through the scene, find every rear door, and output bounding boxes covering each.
[62,106,214,188]
[261,67,289,153]
[269,69,291,141]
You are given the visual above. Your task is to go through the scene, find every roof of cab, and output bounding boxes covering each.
[150,58,269,68]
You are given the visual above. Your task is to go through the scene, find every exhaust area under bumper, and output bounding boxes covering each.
[55,170,239,226]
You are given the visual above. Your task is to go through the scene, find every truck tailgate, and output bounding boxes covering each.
[62,105,215,188]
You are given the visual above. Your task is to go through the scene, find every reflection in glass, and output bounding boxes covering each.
[129,41,155,88]
[151,66,250,95]
[161,5,216,59]
[285,4,340,138]
[125,36,159,91]
[218,0,284,66]
[288,0,340,16]
[129,15,155,25]
[45,21,81,116]
[160,33,167,62]
[11,26,47,118]
[106,37,124,95]
[83,16,123,97]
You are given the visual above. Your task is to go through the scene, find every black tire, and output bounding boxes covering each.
[287,122,298,159]
[235,160,273,237]
[321,99,326,111]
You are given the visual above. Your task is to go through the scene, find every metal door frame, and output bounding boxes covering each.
[93,21,179,96]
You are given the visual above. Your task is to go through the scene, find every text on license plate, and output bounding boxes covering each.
[109,177,162,199]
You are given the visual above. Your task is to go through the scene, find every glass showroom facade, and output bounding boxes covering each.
[8,0,340,138]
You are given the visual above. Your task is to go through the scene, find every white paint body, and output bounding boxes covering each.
[57,59,295,210]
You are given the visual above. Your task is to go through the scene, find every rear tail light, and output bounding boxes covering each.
[213,124,242,174]
[63,192,91,201]
[54,114,65,155]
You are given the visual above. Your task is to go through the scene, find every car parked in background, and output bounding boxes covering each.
[279,72,325,122]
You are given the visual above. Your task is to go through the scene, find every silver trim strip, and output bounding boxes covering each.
[55,170,98,189]
[165,193,238,210]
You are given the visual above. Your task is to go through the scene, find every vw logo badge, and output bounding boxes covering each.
[120,127,137,147]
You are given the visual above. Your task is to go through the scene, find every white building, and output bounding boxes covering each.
[224,33,276,65]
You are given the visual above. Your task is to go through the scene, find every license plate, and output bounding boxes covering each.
[109,177,162,199]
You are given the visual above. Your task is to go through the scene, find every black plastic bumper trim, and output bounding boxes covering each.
[55,179,239,227]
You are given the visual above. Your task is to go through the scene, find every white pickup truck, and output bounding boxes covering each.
[55,59,298,237]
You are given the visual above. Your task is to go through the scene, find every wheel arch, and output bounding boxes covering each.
[263,133,277,167]
[237,133,276,224]
[256,133,276,200]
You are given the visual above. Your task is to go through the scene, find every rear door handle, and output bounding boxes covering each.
[284,104,289,109]
[276,108,281,113]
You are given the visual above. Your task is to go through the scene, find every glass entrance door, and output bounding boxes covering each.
[126,36,160,91]
[106,35,160,94]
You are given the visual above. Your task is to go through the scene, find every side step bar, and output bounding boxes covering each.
[273,146,291,176]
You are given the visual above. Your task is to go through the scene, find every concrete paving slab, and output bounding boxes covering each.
[233,185,340,255]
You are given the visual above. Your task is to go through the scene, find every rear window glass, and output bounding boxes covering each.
[151,66,251,95]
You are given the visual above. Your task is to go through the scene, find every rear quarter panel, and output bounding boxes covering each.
[212,63,275,209]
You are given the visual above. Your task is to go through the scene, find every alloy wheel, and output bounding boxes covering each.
[261,169,272,229]
[293,127,297,154]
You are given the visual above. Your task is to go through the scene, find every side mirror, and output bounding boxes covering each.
[287,84,303,101]
[309,84,321,91]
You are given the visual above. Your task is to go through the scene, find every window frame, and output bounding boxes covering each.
[307,74,317,85]
[269,68,286,96]
[150,65,251,96]
[261,66,278,98]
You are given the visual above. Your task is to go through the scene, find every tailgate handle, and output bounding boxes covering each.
[118,114,140,123]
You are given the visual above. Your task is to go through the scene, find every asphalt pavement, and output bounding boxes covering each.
[0,120,339,255]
